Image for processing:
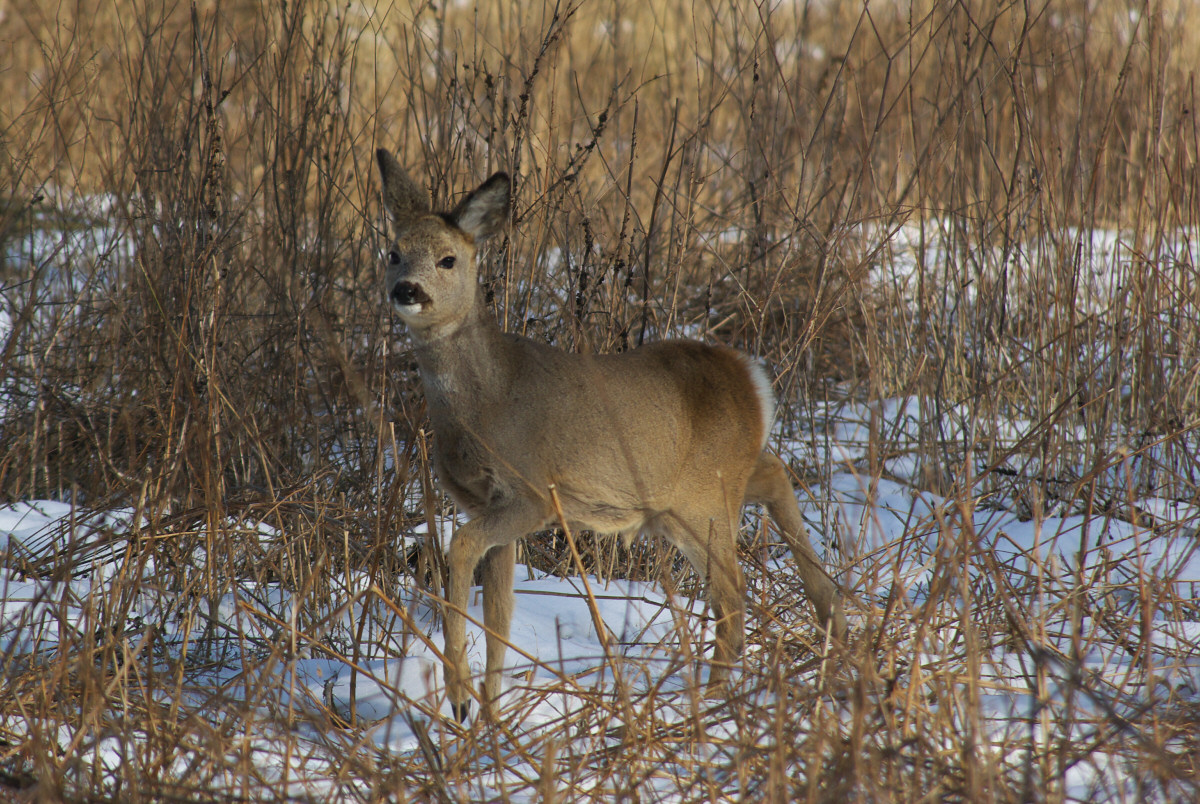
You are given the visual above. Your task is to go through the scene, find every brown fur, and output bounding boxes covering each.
[375,149,847,720]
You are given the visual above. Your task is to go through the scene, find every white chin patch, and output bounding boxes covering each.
[394,302,424,317]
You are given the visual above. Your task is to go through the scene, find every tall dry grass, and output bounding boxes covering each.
[1,0,1197,800]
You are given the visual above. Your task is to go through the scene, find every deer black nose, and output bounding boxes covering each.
[390,281,426,307]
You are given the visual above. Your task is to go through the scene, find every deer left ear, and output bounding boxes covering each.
[451,172,510,240]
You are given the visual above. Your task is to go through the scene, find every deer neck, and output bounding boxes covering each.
[409,295,511,421]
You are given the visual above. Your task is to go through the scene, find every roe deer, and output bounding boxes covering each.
[375,148,847,721]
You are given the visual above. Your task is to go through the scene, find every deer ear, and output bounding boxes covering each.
[450,172,510,240]
[376,149,428,226]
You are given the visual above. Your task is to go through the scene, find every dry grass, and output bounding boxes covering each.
[1,0,1198,800]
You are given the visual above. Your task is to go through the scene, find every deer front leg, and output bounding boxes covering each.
[442,504,541,722]
[479,541,516,706]
[444,520,491,722]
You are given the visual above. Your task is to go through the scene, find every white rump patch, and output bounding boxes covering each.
[741,355,776,449]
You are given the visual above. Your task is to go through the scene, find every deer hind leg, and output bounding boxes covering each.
[672,512,746,697]
[746,452,848,639]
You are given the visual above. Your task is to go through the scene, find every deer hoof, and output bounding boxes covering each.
[451,700,471,722]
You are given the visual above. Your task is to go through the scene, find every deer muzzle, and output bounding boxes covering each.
[390,281,430,308]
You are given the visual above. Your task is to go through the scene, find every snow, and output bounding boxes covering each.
[314,574,694,745]
[868,221,1200,318]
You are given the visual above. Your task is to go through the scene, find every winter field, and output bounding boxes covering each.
[2,1,1199,801]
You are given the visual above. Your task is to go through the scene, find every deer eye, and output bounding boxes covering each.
[437,255,457,270]
[387,250,402,266]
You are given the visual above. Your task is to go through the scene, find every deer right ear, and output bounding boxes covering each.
[376,149,428,226]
